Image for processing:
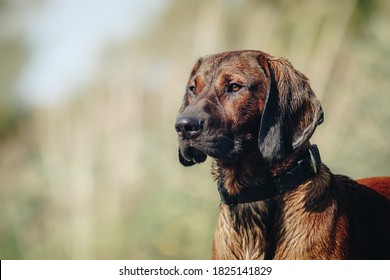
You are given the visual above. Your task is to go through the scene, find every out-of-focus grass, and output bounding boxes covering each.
[0,0,389,259]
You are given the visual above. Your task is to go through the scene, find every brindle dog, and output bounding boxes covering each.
[175,50,390,259]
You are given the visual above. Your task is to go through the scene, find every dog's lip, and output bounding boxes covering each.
[181,136,235,161]
[180,144,194,161]
[181,143,207,163]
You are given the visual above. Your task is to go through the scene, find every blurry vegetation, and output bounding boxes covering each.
[0,0,389,259]
[0,36,28,140]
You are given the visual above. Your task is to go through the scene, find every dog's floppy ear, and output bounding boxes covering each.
[257,55,324,164]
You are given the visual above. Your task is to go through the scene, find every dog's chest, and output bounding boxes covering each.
[212,203,271,259]
[212,200,341,260]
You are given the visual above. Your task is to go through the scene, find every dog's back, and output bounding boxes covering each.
[357,176,390,200]
[335,176,390,259]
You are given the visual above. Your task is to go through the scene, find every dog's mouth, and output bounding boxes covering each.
[178,132,237,165]
[180,142,207,164]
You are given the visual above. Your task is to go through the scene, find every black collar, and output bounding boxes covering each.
[218,145,321,206]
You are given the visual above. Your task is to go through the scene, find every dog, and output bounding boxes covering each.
[175,50,390,259]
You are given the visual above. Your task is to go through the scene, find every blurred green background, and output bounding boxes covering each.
[0,0,389,259]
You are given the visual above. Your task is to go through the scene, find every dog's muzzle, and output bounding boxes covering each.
[175,115,207,164]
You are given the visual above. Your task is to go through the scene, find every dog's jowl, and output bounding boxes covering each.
[175,50,390,260]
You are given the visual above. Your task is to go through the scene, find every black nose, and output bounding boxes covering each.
[175,116,203,139]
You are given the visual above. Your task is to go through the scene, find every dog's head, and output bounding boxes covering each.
[175,50,323,166]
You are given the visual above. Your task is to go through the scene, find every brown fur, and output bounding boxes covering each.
[357,177,390,200]
[175,50,390,259]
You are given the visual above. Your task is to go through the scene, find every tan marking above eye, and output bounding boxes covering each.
[188,75,206,95]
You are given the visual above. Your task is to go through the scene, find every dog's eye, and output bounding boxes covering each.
[227,83,243,93]
[188,85,196,94]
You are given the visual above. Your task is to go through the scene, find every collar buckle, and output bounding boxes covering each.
[308,145,320,174]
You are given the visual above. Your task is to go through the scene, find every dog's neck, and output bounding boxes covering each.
[211,143,270,196]
[211,143,327,259]
[212,142,317,199]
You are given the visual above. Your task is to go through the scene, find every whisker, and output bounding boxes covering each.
[219,134,235,144]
